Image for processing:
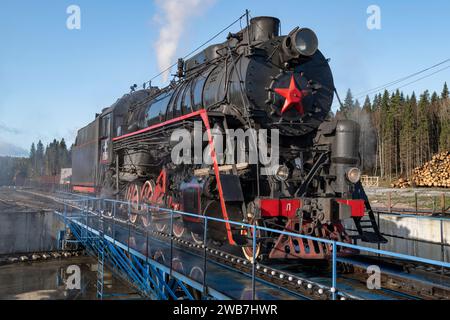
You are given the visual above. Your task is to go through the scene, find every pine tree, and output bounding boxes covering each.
[400,95,416,176]
[29,143,36,177]
[379,90,393,179]
[357,96,376,173]
[363,96,371,112]
[442,82,449,100]
[389,90,402,178]
[59,138,70,168]
[36,140,44,176]
[417,91,431,165]
[408,93,418,168]
[44,139,61,176]
[429,92,440,155]
[439,83,450,151]
[372,93,383,176]
[340,89,354,119]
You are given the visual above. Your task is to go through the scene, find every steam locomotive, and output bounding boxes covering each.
[72,16,387,261]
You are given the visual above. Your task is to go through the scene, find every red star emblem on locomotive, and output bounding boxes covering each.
[274,75,309,115]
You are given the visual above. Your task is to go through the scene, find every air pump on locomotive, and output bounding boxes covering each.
[72,16,387,262]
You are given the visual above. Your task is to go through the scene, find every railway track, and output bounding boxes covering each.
[144,222,449,300]
[0,249,85,266]
[10,189,450,300]
[339,255,450,299]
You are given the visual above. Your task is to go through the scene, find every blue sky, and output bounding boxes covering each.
[0,0,449,155]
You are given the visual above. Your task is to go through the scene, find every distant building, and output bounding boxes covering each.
[13,171,27,187]
[60,168,72,185]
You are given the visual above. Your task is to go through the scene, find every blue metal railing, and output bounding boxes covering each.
[60,194,450,300]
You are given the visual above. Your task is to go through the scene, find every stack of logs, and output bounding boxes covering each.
[391,177,411,189]
[391,151,450,188]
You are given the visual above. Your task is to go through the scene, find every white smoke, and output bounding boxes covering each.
[154,0,215,83]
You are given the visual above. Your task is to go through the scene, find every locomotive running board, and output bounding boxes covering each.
[194,163,249,176]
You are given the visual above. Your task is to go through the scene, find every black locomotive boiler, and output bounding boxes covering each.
[72,16,387,261]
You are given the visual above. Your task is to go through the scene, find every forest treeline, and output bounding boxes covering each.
[336,82,449,180]
[0,139,71,185]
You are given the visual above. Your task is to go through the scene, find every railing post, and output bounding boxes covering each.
[441,219,445,265]
[377,211,381,256]
[64,202,67,228]
[415,192,418,214]
[85,200,88,244]
[433,196,436,214]
[146,206,149,264]
[63,202,67,250]
[127,203,131,256]
[251,225,257,300]
[101,199,104,230]
[113,201,116,246]
[127,201,131,223]
[169,209,174,277]
[202,218,208,298]
[332,241,337,300]
[388,192,392,213]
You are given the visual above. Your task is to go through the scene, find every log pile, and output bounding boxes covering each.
[391,177,411,188]
[391,151,450,188]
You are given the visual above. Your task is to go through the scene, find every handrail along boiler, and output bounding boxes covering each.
[71,16,387,261]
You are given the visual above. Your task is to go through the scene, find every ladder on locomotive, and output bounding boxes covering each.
[352,182,387,244]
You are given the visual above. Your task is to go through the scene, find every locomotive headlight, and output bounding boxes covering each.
[346,167,361,184]
[292,28,318,57]
[275,165,290,181]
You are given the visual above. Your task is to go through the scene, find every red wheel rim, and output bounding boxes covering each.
[172,258,184,273]
[153,250,165,263]
[141,180,155,203]
[172,221,185,238]
[126,184,140,223]
[156,222,166,232]
[190,266,204,282]
[141,214,151,227]
[241,220,261,262]
[140,180,155,227]
[191,232,204,245]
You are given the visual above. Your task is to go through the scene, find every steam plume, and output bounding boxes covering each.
[154,0,215,82]
[346,106,377,172]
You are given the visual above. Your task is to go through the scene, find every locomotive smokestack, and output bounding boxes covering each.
[249,16,280,42]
